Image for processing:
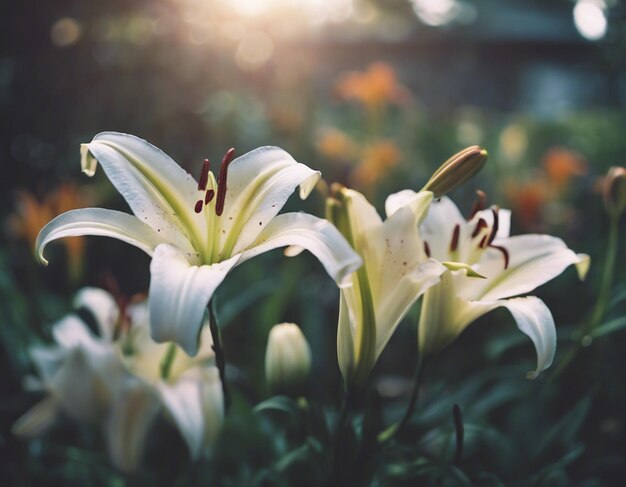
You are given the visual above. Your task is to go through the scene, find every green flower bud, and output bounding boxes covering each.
[423,146,488,197]
[265,323,312,396]
[604,166,626,218]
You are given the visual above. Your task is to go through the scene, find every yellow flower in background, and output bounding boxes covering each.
[351,140,402,189]
[8,183,92,281]
[335,62,411,111]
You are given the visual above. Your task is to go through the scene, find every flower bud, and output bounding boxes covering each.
[423,146,488,197]
[265,323,312,396]
[604,166,626,218]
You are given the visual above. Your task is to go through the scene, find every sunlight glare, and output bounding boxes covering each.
[573,0,607,41]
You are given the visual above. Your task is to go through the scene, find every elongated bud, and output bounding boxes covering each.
[604,166,626,218]
[423,146,488,197]
[265,323,312,396]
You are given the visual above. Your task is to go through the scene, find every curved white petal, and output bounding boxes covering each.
[51,315,97,349]
[418,271,498,356]
[73,288,119,340]
[498,297,556,379]
[105,376,161,473]
[473,235,589,301]
[149,244,240,356]
[384,189,434,220]
[12,397,59,439]
[219,146,321,256]
[36,208,168,265]
[83,132,201,252]
[158,367,223,460]
[376,259,446,358]
[239,212,362,287]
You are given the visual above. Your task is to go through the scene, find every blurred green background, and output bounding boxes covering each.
[1,0,625,485]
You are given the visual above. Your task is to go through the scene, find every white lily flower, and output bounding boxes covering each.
[13,288,224,472]
[36,132,362,355]
[389,192,590,378]
[327,187,447,388]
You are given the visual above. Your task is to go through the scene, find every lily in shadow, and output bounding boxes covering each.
[390,191,590,378]
[36,132,361,355]
[13,287,223,473]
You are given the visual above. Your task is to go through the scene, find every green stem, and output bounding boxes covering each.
[160,342,177,380]
[209,300,230,411]
[378,356,424,443]
[551,215,620,379]
[586,215,619,335]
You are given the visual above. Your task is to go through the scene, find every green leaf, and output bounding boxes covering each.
[534,395,593,460]
[590,316,626,338]
[254,396,299,415]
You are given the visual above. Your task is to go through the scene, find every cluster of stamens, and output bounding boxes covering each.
[466,191,509,269]
[422,191,510,269]
[194,148,236,217]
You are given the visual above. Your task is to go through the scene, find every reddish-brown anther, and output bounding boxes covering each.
[215,148,236,217]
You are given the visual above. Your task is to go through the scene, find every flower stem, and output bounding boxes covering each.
[208,300,230,411]
[377,356,424,443]
[551,214,620,380]
[160,342,177,380]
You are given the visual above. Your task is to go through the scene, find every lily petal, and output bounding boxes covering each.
[220,146,321,256]
[73,288,118,340]
[498,297,556,379]
[239,212,362,288]
[418,271,498,356]
[337,291,357,383]
[473,235,589,301]
[105,376,161,473]
[158,367,223,460]
[36,208,168,265]
[83,132,201,253]
[12,397,59,439]
[149,244,241,355]
[49,343,125,422]
[51,315,97,348]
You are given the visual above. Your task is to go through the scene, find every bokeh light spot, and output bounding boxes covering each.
[573,0,607,41]
[50,17,82,47]
[235,31,274,71]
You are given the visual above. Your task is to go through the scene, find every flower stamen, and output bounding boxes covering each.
[450,224,460,252]
[198,159,211,191]
[472,218,488,238]
[424,241,431,258]
[215,148,236,217]
[468,190,486,219]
